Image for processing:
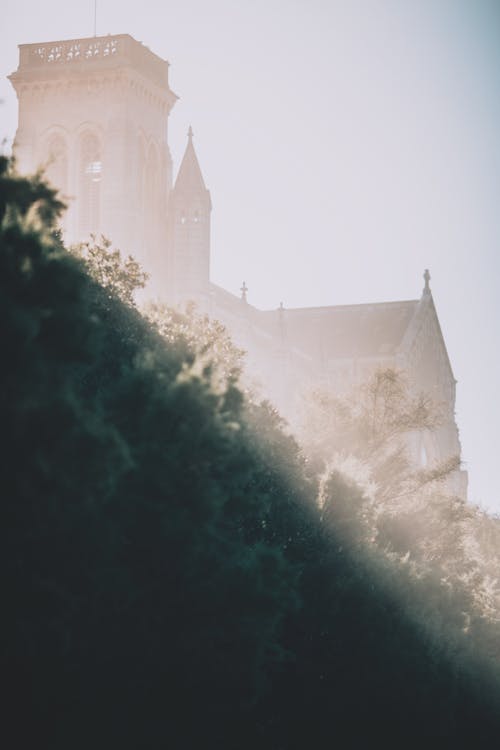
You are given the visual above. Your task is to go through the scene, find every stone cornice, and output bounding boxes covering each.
[9,34,177,107]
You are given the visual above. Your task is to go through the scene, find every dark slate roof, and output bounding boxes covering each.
[260,300,419,359]
[209,282,419,360]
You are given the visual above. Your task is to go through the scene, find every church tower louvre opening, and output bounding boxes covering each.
[78,131,102,238]
[8,34,178,288]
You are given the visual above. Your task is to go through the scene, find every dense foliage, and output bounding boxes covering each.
[299,370,500,622]
[2,156,500,749]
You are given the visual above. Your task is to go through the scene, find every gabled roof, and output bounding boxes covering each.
[209,274,454,380]
[399,286,456,383]
[210,282,418,357]
[261,300,419,359]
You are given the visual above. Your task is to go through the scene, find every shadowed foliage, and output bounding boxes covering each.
[2,156,500,749]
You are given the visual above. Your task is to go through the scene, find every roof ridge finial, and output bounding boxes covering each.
[187,125,194,142]
[240,281,248,303]
[423,268,431,294]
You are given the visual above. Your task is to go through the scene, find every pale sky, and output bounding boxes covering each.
[1,0,499,512]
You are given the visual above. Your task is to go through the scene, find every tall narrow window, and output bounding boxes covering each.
[45,134,68,195]
[79,133,101,238]
[143,146,159,267]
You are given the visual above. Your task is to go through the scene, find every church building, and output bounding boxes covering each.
[8,33,468,499]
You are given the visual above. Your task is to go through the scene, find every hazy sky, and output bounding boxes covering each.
[1,0,499,512]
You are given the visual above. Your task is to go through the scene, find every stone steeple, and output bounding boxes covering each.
[173,126,210,197]
[167,127,212,305]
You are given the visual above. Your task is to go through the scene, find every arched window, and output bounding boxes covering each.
[143,145,159,266]
[79,132,101,238]
[45,134,68,195]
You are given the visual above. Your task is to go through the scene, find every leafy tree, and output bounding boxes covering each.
[144,300,244,392]
[2,155,500,750]
[299,367,458,502]
[302,365,500,647]
[0,155,66,228]
[0,157,299,748]
[298,369,467,560]
[71,234,148,305]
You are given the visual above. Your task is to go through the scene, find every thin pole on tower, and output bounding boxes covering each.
[93,0,97,37]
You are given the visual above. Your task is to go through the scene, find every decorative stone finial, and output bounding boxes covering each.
[187,125,194,141]
[423,268,431,293]
[240,281,248,303]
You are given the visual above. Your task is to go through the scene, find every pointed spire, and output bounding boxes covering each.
[173,125,209,198]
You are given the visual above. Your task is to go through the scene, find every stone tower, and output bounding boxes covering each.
[8,34,177,288]
[167,127,212,306]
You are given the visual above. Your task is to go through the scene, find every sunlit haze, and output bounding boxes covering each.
[2,0,499,511]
